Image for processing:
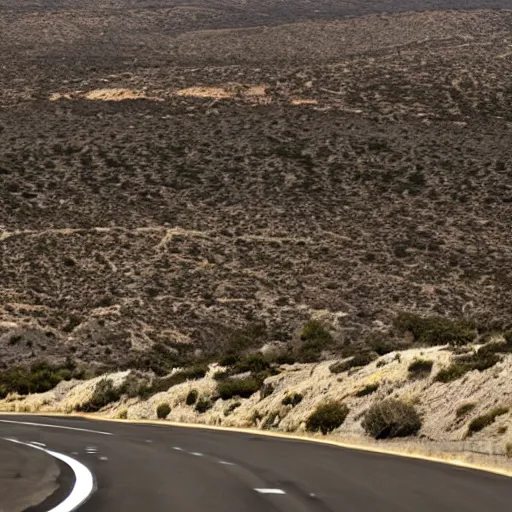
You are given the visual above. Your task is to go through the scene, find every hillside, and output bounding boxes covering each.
[1,4,512,373]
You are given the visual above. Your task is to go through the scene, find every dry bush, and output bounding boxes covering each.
[362,399,421,439]
[306,401,349,435]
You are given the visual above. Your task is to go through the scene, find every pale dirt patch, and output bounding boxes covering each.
[50,88,162,102]
[175,84,267,100]
[290,98,319,105]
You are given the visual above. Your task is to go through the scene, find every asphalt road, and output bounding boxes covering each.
[0,415,510,512]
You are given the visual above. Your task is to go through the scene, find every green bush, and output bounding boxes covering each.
[297,320,333,362]
[195,397,213,413]
[434,351,501,383]
[282,393,303,407]
[503,332,512,345]
[362,399,422,439]
[76,379,122,412]
[0,360,86,398]
[224,401,241,416]
[156,403,171,419]
[234,353,270,374]
[186,389,198,405]
[146,364,209,396]
[355,383,379,397]
[217,377,261,400]
[407,359,433,378]
[466,407,509,437]
[393,313,476,346]
[456,402,476,418]
[306,401,349,435]
[329,352,376,374]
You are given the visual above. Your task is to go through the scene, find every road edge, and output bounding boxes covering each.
[3,438,95,512]
[3,412,511,478]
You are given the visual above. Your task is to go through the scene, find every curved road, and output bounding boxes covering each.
[0,415,510,512]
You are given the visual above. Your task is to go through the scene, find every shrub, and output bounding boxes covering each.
[0,360,85,398]
[355,383,379,397]
[329,352,376,374]
[497,426,507,434]
[195,397,213,413]
[297,320,333,362]
[456,402,476,418]
[234,353,270,374]
[282,393,303,407]
[224,401,241,416]
[217,377,261,400]
[466,407,509,437]
[393,313,476,346]
[117,409,128,419]
[219,353,240,367]
[76,379,122,412]
[362,399,422,439]
[260,382,274,399]
[186,389,198,405]
[306,401,349,435]
[407,359,433,378]
[146,364,208,396]
[434,352,500,383]
[504,332,512,345]
[157,403,171,419]
[506,443,512,458]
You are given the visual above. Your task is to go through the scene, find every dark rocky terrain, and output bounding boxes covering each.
[1,1,511,370]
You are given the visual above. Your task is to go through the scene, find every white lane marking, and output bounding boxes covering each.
[30,441,46,447]
[85,446,97,453]
[219,460,235,466]
[99,456,108,461]
[190,452,203,457]
[172,446,183,451]
[4,438,95,512]
[0,419,112,436]
[255,489,286,495]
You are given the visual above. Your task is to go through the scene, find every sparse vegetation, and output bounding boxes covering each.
[434,351,501,383]
[195,397,213,413]
[362,399,422,439]
[217,377,261,400]
[297,320,334,362]
[407,359,433,378]
[393,313,477,346]
[76,379,122,413]
[506,443,512,459]
[355,383,379,397]
[186,389,198,405]
[0,361,86,399]
[306,401,349,435]
[329,352,376,374]
[456,402,476,418]
[156,403,171,419]
[282,392,303,406]
[466,407,509,437]
[117,408,128,419]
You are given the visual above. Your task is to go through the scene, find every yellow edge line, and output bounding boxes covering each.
[3,412,511,478]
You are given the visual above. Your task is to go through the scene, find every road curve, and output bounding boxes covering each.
[0,415,510,512]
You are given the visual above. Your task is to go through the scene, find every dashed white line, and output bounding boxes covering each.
[173,446,183,451]
[190,452,204,457]
[4,438,95,512]
[0,419,112,436]
[255,489,286,495]
[30,441,46,447]
[99,456,109,461]
[218,460,235,466]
